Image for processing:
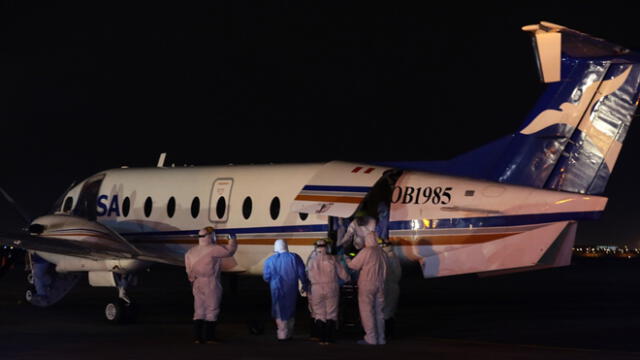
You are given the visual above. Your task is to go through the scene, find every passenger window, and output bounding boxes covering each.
[216,197,226,219]
[122,197,131,217]
[63,197,74,212]
[144,197,153,217]
[270,197,280,220]
[299,212,308,221]
[167,197,176,218]
[191,197,200,218]
[242,196,252,219]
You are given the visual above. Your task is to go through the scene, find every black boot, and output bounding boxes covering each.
[193,320,205,344]
[326,320,336,344]
[309,319,321,341]
[204,321,219,344]
[318,320,328,345]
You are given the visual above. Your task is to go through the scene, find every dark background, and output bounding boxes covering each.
[1,3,639,246]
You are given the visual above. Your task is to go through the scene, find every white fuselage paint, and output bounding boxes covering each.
[44,162,608,277]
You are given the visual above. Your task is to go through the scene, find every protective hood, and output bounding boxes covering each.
[198,227,216,246]
[274,239,288,253]
[364,233,378,248]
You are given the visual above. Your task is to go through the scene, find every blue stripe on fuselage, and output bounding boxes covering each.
[118,211,601,238]
[389,210,602,230]
[302,185,372,193]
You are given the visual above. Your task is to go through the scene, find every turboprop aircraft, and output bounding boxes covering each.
[2,22,640,323]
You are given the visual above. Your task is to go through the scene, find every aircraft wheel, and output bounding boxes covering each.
[26,272,34,285]
[25,286,36,303]
[105,299,137,324]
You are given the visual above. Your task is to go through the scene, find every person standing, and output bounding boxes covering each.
[381,241,401,339]
[346,233,388,345]
[263,239,309,341]
[338,211,376,251]
[185,226,238,344]
[306,239,350,344]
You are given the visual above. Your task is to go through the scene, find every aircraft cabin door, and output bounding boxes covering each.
[209,178,233,223]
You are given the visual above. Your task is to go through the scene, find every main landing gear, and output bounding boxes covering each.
[104,273,137,324]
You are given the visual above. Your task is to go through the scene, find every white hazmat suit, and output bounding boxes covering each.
[383,245,401,320]
[383,244,401,339]
[346,233,388,345]
[307,245,350,321]
[338,216,376,251]
[307,242,350,343]
[185,227,237,343]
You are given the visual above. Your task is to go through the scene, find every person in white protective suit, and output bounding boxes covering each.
[337,211,376,251]
[185,226,238,344]
[306,239,350,344]
[346,232,389,345]
[381,241,401,339]
[263,239,309,341]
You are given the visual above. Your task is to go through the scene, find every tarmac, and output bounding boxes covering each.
[1,256,640,360]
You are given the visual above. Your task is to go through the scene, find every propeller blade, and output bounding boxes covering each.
[0,186,32,225]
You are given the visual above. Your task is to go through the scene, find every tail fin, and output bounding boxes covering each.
[383,22,640,195]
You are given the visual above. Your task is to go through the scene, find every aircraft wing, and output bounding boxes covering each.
[0,227,184,267]
[291,161,392,217]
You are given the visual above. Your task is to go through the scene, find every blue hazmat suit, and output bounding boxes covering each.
[263,239,309,339]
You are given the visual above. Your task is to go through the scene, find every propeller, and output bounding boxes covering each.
[0,185,30,278]
[0,185,32,226]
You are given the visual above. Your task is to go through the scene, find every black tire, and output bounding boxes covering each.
[105,300,125,324]
[105,299,137,324]
[25,286,36,303]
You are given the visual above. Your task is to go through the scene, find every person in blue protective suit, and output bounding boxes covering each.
[346,232,388,345]
[306,239,350,344]
[263,239,309,341]
[185,226,238,344]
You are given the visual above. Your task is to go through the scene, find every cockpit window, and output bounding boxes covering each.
[63,197,74,212]
[73,174,105,221]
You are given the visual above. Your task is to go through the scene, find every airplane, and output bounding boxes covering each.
[2,21,640,323]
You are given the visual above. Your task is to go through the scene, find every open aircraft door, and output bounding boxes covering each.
[290,161,394,218]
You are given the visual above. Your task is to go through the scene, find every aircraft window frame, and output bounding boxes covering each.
[216,196,226,220]
[144,197,153,218]
[63,197,74,212]
[270,196,280,221]
[167,197,176,218]
[122,197,131,217]
[191,197,200,219]
[299,212,308,221]
[242,196,252,220]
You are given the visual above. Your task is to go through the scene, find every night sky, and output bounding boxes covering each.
[2,3,640,246]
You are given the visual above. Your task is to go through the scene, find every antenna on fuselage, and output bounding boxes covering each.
[157,153,167,168]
